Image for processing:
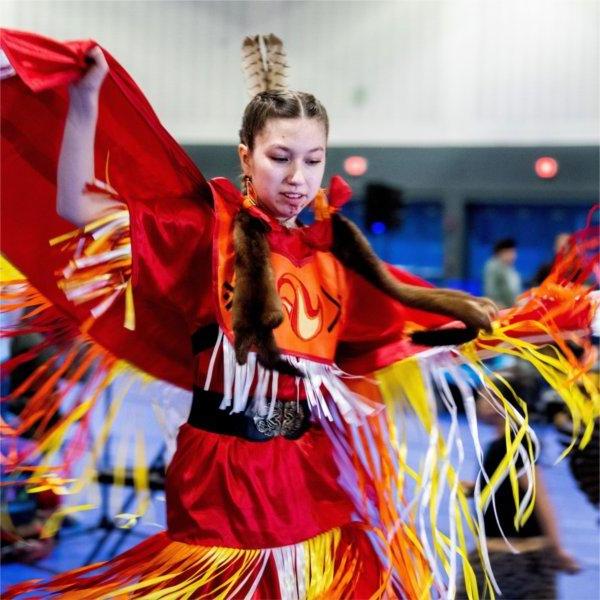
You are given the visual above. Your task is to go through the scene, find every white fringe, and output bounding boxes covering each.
[205,330,376,423]
[272,544,305,600]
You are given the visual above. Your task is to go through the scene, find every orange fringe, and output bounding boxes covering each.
[1,280,117,483]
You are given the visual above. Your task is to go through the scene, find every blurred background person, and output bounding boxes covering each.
[1,333,61,565]
[483,238,523,309]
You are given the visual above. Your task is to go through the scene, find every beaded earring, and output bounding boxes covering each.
[312,188,331,220]
[242,175,258,209]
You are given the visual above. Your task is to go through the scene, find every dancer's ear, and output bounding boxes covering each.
[238,144,252,178]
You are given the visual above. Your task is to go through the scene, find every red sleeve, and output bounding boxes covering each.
[386,265,454,329]
[0,29,214,389]
[336,264,453,374]
[128,195,215,327]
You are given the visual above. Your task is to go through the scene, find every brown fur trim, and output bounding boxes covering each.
[330,214,495,335]
[233,212,283,329]
[232,211,302,376]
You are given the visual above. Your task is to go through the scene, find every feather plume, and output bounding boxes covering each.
[241,35,267,96]
[263,34,289,91]
[241,34,289,97]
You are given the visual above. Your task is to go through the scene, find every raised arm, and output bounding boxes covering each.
[57,47,123,226]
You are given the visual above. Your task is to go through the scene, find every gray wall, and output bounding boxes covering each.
[185,144,599,278]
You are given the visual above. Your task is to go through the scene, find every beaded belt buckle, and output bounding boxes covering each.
[252,401,308,440]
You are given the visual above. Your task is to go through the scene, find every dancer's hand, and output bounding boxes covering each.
[70,46,109,98]
[465,296,499,333]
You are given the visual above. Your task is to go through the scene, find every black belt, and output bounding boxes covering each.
[188,388,311,441]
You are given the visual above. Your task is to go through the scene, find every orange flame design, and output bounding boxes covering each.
[277,273,324,341]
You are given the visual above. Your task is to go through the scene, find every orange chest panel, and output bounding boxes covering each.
[210,181,347,362]
[269,250,346,360]
[216,247,346,362]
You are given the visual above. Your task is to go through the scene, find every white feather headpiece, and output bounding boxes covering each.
[241,34,289,97]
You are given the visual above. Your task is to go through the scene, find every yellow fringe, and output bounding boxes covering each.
[377,357,495,599]
[375,286,599,599]
[50,183,135,330]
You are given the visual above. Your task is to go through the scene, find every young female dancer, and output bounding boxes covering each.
[2,30,597,599]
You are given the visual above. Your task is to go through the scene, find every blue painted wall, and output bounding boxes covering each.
[342,200,444,281]
[466,203,594,294]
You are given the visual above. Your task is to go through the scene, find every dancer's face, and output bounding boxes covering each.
[238,117,327,222]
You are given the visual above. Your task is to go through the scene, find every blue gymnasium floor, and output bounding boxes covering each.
[1,406,598,599]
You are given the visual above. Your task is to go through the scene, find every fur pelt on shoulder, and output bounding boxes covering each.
[232,210,302,375]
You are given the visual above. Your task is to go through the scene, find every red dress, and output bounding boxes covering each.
[110,175,433,596]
